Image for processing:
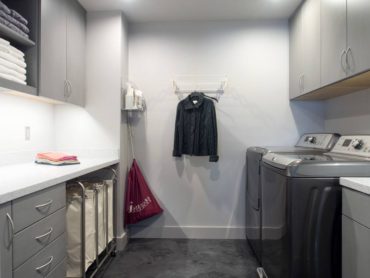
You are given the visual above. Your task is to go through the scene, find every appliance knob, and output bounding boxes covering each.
[307,136,317,144]
[352,139,364,150]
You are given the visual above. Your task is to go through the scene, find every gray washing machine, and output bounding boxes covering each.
[246,133,339,266]
[259,135,370,278]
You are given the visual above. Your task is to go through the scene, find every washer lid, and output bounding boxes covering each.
[262,153,333,169]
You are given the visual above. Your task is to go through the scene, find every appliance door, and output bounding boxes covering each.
[246,151,262,264]
[261,164,289,278]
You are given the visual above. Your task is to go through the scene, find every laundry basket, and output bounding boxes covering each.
[66,180,115,278]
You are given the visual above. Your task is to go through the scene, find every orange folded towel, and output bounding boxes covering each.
[36,152,78,162]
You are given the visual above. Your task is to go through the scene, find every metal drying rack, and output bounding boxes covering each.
[67,167,118,278]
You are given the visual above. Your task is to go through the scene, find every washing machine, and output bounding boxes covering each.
[246,133,339,265]
[259,135,370,278]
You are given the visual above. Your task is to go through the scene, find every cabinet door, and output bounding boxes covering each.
[66,0,86,107]
[301,0,321,94]
[342,215,370,278]
[347,0,370,77]
[0,203,12,278]
[289,8,304,99]
[321,0,347,86]
[40,0,67,102]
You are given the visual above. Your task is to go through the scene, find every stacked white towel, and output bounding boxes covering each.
[0,38,26,85]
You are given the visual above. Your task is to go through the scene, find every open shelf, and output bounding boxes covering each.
[0,76,36,95]
[0,23,35,47]
[294,70,370,101]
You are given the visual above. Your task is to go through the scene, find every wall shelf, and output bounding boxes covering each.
[0,24,35,47]
[294,70,370,101]
[0,77,37,96]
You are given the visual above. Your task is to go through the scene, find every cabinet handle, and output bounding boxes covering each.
[347,47,353,73]
[6,213,14,246]
[35,200,53,210]
[35,256,54,272]
[64,80,69,100]
[341,49,347,73]
[35,227,53,241]
[67,80,72,98]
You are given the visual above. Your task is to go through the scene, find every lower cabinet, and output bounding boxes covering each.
[0,203,12,278]
[342,188,370,278]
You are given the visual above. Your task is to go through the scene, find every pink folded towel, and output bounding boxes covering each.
[36,152,78,162]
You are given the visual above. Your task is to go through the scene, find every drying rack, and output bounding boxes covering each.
[173,75,228,101]
[66,167,118,278]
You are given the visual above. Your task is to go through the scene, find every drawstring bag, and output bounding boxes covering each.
[124,159,163,226]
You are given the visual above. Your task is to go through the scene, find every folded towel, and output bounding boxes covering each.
[9,45,24,58]
[0,57,26,74]
[0,44,25,62]
[35,159,80,166]
[0,16,29,38]
[0,50,26,68]
[37,152,78,162]
[0,37,9,46]
[10,9,28,26]
[0,72,26,84]
[0,1,10,15]
[0,64,26,81]
[0,10,29,34]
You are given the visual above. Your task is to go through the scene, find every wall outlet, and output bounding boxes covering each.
[25,126,31,141]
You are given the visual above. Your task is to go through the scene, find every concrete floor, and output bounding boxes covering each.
[98,239,259,278]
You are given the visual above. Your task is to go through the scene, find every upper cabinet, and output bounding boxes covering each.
[289,0,321,99]
[290,0,370,100]
[346,0,370,77]
[321,0,347,86]
[40,0,86,106]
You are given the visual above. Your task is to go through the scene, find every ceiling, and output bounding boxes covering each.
[79,0,302,23]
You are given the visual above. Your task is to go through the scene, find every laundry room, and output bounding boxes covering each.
[0,0,369,277]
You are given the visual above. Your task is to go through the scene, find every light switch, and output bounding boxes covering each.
[25,126,31,141]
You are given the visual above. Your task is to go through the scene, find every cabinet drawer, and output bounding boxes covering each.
[13,184,66,233]
[13,208,66,269]
[342,188,370,228]
[342,215,370,278]
[14,234,66,278]
[47,259,66,278]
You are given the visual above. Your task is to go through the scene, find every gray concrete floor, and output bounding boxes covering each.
[97,239,259,278]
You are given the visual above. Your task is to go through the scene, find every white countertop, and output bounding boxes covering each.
[0,157,120,205]
[340,178,370,195]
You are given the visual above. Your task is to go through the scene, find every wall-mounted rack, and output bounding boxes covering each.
[173,75,228,101]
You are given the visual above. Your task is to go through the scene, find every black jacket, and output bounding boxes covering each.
[173,92,219,162]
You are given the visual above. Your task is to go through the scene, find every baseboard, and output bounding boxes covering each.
[115,231,128,251]
[129,226,246,239]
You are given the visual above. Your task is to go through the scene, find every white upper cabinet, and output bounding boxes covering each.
[320,0,347,87]
[347,0,370,77]
[290,0,321,99]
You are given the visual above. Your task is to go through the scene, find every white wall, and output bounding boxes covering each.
[0,93,54,164]
[128,20,325,239]
[325,89,370,134]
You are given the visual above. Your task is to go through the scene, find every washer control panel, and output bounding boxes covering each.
[331,135,370,157]
[295,133,339,150]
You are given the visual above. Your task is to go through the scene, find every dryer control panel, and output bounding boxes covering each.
[295,133,339,150]
[331,135,370,157]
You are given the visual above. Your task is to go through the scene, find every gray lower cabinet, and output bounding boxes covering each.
[342,188,370,278]
[0,203,12,278]
[40,0,86,106]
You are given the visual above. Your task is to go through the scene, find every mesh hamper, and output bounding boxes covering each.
[104,179,114,242]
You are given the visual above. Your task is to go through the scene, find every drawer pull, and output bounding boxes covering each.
[35,256,54,272]
[35,200,53,210]
[6,213,14,246]
[35,227,53,241]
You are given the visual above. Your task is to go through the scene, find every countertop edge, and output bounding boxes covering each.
[340,177,370,195]
[0,158,120,205]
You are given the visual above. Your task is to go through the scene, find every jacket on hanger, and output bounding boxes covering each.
[173,92,219,162]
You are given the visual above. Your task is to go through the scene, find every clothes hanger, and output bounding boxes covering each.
[190,91,219,103]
